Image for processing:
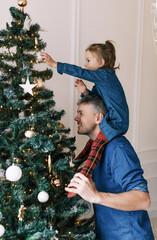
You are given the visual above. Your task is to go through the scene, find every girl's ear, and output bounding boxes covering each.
[99,58,105,68]
[95,112,104,124]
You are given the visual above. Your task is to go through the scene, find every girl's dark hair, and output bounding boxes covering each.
[86,40,120,70]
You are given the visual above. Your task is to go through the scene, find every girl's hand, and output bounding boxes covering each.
[74,79,88,95]
[40,52,57,68]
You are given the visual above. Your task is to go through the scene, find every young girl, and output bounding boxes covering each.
[40,41,129,197]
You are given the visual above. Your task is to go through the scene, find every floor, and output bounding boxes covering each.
[151,218,157,239]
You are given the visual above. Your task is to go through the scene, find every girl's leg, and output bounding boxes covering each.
[72,139,93,167]
[81,132,108,178]
[68,131,108,198]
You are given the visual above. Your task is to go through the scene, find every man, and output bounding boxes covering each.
[65,95,154,240]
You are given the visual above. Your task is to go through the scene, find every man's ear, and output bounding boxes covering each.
[96,112,104,124]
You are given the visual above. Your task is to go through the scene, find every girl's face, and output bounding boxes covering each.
[84,50,104,70]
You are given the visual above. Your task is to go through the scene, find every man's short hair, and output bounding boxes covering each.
[77,95,108,116]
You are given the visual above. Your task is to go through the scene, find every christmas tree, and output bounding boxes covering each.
[0,2,95,240]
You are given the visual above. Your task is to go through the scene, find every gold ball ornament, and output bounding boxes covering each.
[57,122,65,128]
[54,179,61,187]
[47,123,51,128]
[13,157,20,164]
[17,0,27,12]
[18,0,27,7]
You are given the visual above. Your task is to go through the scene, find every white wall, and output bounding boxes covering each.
[1,0,157,217]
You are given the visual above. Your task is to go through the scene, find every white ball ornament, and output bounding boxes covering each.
[36,52,43,61]
[6,164,22,182]
[25,130,35,138]
[37,191,49,203]
[0,224,5,237]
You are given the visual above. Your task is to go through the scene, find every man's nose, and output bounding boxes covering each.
[74,116,79,121]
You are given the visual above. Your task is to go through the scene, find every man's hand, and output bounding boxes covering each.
[65,173,99,203]
[74,79,88,96]
[40,52,57,68]
[65,173,151,211]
